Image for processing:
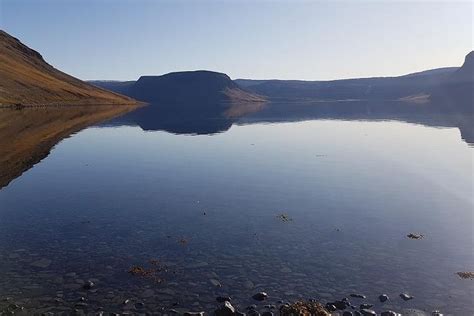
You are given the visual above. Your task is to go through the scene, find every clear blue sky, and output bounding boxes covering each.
[1,0,472,81]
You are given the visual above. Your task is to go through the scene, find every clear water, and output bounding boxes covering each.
[0,118,473,315]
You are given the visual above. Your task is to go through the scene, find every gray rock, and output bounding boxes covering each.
[83,280,95,290]
[400,293,414,301]
[379,294,389,303]
[215,301,235,316]
[252,292,268,301]
[361,309,377,316]
[381,311,401,316]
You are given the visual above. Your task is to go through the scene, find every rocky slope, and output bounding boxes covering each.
[0,30,136,106]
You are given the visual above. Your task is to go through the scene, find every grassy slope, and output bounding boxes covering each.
[0,30,137,106]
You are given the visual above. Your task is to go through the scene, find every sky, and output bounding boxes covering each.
[0,0,472,81]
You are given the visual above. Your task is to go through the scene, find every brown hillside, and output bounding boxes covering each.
[0,30,136,106]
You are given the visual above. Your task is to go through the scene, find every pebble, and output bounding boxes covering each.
[400,293,414,301]
[183,312,204,316]
[350,294,366,299]
[210,279,222,287]
[381,311,401,316]
[215,301,235,316]
[325,303,337,312]
[83,280,95,290]
[252,292,268,301]
[343,312,353,316]
[361,309,377,316]
[360,303,374,309]
[379,294,389,302]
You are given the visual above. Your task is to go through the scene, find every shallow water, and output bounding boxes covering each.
[0,117,473,315]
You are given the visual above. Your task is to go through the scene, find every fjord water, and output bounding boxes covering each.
[0,113,473,314]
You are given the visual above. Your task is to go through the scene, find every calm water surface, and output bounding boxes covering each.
[0,118,473,315]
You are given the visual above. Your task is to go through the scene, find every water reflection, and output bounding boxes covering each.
[0,101,472,191]
[107,100,474,144]
[0,105,137,189]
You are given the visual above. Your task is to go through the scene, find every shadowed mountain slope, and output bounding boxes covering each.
[431,51,474,113]
[0,30,136,106]
[235,67,458,102]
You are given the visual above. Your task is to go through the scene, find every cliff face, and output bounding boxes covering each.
[430,51,474,113]
[0,30,136,106]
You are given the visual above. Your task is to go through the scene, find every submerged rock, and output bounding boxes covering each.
[360,303,374,309]
[361,309,377,316]
[400,293,414,301]
[350,294,366,299]
[379,294,389,302]
[83,280,95,290]
[252,292,268,301]
[407,233,424,239]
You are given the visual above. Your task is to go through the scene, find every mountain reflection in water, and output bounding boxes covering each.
[0,100,472,190]
[107,100,474,144]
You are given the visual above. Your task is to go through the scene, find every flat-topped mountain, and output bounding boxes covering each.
[0,30,136,106]
[93,71,265,105]
[133,70,265,106]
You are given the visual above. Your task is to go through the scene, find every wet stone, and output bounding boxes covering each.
[343,312,353,316]
[325,303,337,312]
[381,311,401,316]
[360,303,374,309]
[361,309,377,316]
[215,301,235,316]
[350,294,366,299]
[252,292,268,301]
[379,294,389,303]
[83,280,95,290]
[400,293,414,301]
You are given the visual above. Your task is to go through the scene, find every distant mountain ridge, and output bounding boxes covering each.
[235,67,458,102]
[0,30,136,106]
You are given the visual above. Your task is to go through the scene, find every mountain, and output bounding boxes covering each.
[235,67,458,102]
[92,71,265,108]
[0,30,136,106]
[430,51,473,113]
